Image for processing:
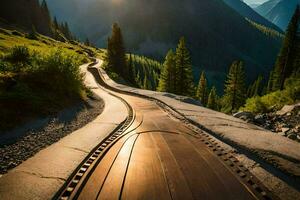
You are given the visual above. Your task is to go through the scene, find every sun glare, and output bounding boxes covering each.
[111,0,123,5]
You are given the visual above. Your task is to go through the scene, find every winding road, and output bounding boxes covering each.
[58,62,277,200]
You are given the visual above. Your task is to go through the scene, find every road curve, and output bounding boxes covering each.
[58,63,277,200]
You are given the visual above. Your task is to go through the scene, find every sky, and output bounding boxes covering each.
[243,0,269,5]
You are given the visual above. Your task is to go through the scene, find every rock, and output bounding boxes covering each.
[254,114,266,125]
[8,162,17,169]
[287,134,297,140]
[233,111,254,121]
[281,128,290,133]
[276,103,300,116]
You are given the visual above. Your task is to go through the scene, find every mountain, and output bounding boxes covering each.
[255,0,300,30]
[249,4,261,8]
[0,0,52,36]
[222,0,282,32]
[45,0,281,87]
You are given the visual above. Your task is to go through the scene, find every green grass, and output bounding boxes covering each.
[0,28,103,132]
[0,28,103,60]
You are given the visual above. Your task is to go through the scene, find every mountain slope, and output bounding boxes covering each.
[45,0,281,86]
[222,0,282,32]
[0,0,52,36]
[255,0,300,30]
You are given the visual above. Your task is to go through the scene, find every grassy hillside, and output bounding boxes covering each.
[0,28,99,58]
[0,28,102,132]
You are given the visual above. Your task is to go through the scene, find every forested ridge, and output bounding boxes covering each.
[45,0,282,87]
[0,0,74,41]
[104,5,299,114]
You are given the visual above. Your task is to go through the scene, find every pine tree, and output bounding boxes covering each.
[207,86,218,110]
[248,75,263,97]
[41,0,51,24]
[85,38,90,46]
[143,75,152,90]
[273,5,300,91]
[267,70,275,93]
[196,71,208,105]
[158,50,176,93]
[127,53,135,84]
[105,23,128,80]
[53,17,59,29]
[253,75,263,96]
[27,25,38,40]
[222,61,246,113]
[40,0,51,35]
[63,22,72,40]
[175,37,194,96]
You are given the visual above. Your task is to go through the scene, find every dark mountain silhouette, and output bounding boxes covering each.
[0,0,52,35]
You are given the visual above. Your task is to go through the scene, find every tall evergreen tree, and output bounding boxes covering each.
[272,5,300,90]
[105,23,129,81]
[41,0,51,24]
[222,61,246,113]
[62,22,72,40]
[248,75,263,97]
[53,17,59,29]
[267,70,275,93]
[127,53,135,84]
[207,86,218,110]
[196,71,208,105]
[253,75,263,96]
[158,50,176,93]
[39,0,51,35]
[175,37,194,96]
[27,25,38,40]
[143,75,152,90]
[85,38,90,46]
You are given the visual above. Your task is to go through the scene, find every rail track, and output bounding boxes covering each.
[56,62,278,200]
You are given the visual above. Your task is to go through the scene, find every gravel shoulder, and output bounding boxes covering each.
[0,96,104,174]
[0,62,128,200]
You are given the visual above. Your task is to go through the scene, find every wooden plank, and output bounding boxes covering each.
[162,133,256,200]
[184,134,258,200]
[97,134,138,200]
[150,132,194,200]
[77,133,135,200]
[121,133,172,200]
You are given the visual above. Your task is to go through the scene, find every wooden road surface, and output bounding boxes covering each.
[74,93,266,200]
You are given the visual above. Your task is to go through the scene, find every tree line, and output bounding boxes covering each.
[103,23,162,90]
[0,0,74,41]
[104,5,299,114]
[159,5,299,113]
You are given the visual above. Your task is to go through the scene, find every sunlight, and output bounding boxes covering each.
[111,0,123,5]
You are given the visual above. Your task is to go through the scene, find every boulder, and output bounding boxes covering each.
[281,128,290,133]
[254,114,266,125]
[276,103,300,116]
[287,133,297,141]
[233,111,254,121]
